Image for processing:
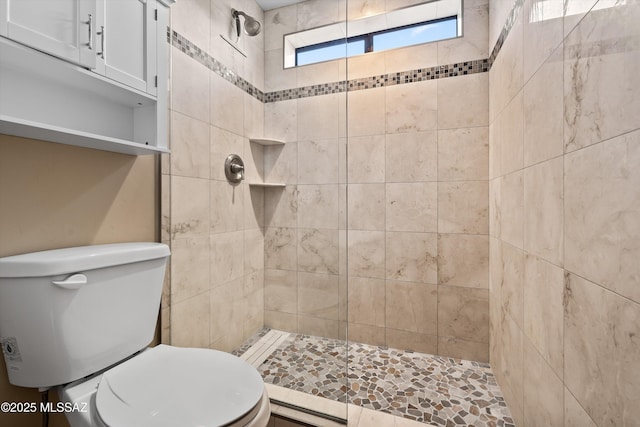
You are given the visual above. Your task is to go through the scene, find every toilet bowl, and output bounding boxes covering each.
[59,345,270,427]
[0,243,270,427]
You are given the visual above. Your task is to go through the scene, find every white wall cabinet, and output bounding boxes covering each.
[0,0,173,155]
[0,0,97,69]
[95,0,157,95]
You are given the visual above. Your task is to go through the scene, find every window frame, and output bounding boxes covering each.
[295,15,458,67]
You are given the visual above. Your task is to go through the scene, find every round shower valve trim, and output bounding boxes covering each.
[225,154,245,183]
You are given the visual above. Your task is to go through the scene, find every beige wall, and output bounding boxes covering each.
[165,0,267,352]
[489,0,640,426]
[0,134,158,427]
[263,0,491,361]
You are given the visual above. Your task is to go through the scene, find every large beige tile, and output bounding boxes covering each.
[297,139,339,184]
[298,272,340,320]
[298,316,340,339]
[499,170,524,248]
[493,312,524,426]
[438,3,489,64]
[524,253,564,378]
[524,157,564,266]
[264,310,297,333]
[297,228,339,274]
[348,277,385,327]
[386,80,437,134]
[384,42,438,74]
[170,111,210,179]
[347,184,385,231]
[385,182,437,232]
[385,280,437,335]
[265,49,296,92]
[296,0,342,30]
[438,181,489,234]
[437,337,489,363]
[385,131,437,183]
[523,338,564,427]
[170,49,210,123]
[264,142,298,185]
[264,100,298,143]
[265,269,297,314]
[385,232,438,284]
[210,278,244,351]
[297,184,339,229]
[210,180,244,233]
[210,74,244,137]
[386,329,438,355]
[210,231,244,286]
[564,273,640,427]
[170,0,210,52]
[170,237,210,304]
[171,291,210,348]
[243,270,264,338]
[265,227,297,270]
[264,5,297,51]
[171,176,210,239]
[438,286,489,343]
[497,90,524,176]
[438,234,489,289]
[244,228,264,274]
[564,387,598,427]
[347,135,385,183]
[565,130,640,303]
[264,185,298,228]
[438,73,489,129]
[438,127,489,181]
[298,93,343,140]
[347,322,386,347]
[564,0,640,152]
[490,10,523,119]
[348,230,385,279]
[500,241,524,330]
[522,0,563,81]
[349,87,386,137]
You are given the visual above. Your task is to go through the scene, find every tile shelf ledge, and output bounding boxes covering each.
[247,182,286,188]
[249,138,286,146]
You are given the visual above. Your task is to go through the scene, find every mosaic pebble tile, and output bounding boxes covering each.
[235,329,513,427]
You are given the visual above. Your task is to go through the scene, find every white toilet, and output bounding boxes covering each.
[0,243,270,427]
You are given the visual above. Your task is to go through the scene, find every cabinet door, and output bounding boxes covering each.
[0,0,96,69]
[95,0,156,94]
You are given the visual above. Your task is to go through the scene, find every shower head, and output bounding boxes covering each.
[232,9,262,37]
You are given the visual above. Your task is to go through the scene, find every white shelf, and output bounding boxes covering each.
[0,34,167,155]
[248,182,286,188]
[249,138,286,146]
[0,115,169,155]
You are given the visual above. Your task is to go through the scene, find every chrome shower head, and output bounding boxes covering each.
[232,9,262,37]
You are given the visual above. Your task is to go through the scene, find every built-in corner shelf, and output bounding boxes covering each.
[248,182,286,188]
[249,138,286,146]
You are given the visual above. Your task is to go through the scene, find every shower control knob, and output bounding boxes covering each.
[225,154,245,183]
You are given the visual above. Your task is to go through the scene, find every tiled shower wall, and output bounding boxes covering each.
[262,0,492,361]
[489,0,640,426]
[162,0,267,351]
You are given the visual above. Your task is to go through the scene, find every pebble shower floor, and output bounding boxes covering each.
[234,329,515,427]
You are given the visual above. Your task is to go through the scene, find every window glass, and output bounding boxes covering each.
[296,38,366,66]
[372,18,457,52]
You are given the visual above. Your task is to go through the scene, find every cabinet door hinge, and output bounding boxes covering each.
[155,75,158,87]
[155,9,158,21]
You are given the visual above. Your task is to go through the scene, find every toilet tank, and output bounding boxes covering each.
[0,243,170,388]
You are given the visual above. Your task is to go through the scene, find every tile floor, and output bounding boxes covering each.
[235,329,514,427]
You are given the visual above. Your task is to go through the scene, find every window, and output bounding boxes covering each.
[296,17,457,67]
[284,0,463,68]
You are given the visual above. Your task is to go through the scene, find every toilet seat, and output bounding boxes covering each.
[94,345,266,427]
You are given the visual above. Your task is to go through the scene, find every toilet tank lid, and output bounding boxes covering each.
[0,243,170,278]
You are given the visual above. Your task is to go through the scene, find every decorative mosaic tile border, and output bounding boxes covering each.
[169,0,520,104]
[488,0,524,65]
[169,30,266,102]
